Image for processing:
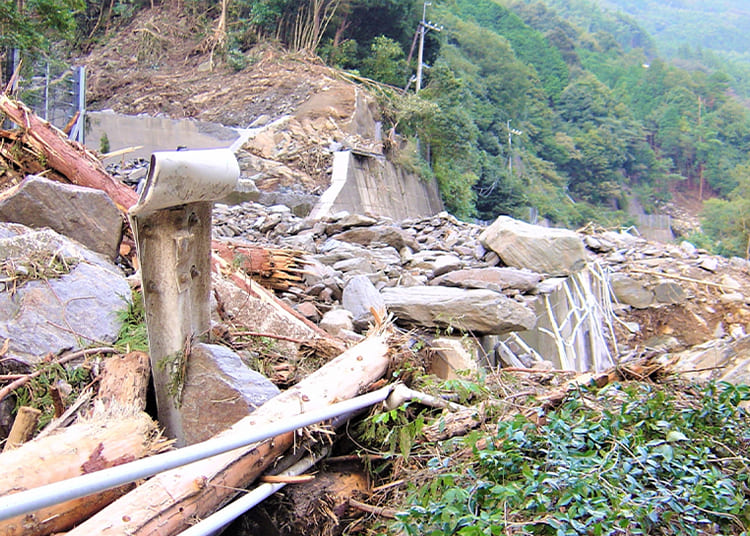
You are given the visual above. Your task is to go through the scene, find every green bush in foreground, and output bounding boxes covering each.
[395,381,750,535]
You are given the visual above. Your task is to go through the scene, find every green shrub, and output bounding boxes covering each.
[395,381,750,535]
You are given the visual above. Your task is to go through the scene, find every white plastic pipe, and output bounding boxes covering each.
[178,447,331,536]
[0,385,392,522]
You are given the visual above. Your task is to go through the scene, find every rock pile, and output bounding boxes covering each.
[213,199,750,380]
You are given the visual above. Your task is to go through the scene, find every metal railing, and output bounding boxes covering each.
[7,58,86,144]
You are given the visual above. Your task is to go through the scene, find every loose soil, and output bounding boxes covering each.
[79,8,352,128]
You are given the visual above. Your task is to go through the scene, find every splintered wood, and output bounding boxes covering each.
[212,239,308,291]
[65,333,390,536]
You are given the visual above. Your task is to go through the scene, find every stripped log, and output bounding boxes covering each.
[66,333,390,536]
[0,412,171,536]
[0,351,166,536]
[0,94,138,211]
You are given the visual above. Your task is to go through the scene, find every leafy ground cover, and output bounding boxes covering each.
[352,375,750,535]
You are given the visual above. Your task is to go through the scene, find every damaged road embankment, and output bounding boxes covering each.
[0,92,749,535]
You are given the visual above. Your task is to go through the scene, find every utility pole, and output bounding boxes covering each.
[415,2,442,93]
[507,120,522,176]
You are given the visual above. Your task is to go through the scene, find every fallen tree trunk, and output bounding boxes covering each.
[212,251,345,358]
[0,412,170,536]
[0,352,168,536]
[0,94,138,211]
[66,333,390,536]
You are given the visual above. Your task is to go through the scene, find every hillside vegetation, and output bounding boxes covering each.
[4,0,750,255]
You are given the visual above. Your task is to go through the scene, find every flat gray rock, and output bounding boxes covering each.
[0,224,130,367]
[331,225,420,251]
[0,175,123,259]
[431,267,542,293]
[381,286,536,335]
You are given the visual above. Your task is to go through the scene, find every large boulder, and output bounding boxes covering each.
[0,175,123,259]
[342,274,386,331]
[381,286,536,335]
[0,223,130,368]
[610,274,653,309]
[479,216,586,276]
[180,343,280,445]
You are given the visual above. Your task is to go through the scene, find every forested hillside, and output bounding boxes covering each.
[4,0,750,256]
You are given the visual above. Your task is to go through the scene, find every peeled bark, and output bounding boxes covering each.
[66,333,390,536]
[0,94,138,211]
[0,412,171,536]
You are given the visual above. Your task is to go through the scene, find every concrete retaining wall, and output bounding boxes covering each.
[310,151,443,220]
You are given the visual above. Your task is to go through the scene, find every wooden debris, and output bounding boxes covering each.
[212,251,345,356]
[66,333,391,536]
[277,466,371,534]
[0,347,116,403]
[0,413,171,536]
[2,406,41,452]
[212,239,308,291]
[49,385,65,418]
[35,389,93,439]
[348,498,399,519]
[423,363,643,442]
[0,94,138,211]
[96,351,150,411]
[422,402,484,442]
[0,349,168,536]
[260,474,316,484]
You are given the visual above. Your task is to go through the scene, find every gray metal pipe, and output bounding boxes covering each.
[177,404,372,535]
[178,447,331,536]
[0,385,392,522]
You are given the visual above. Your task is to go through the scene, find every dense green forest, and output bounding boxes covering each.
[4,0,750,257]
